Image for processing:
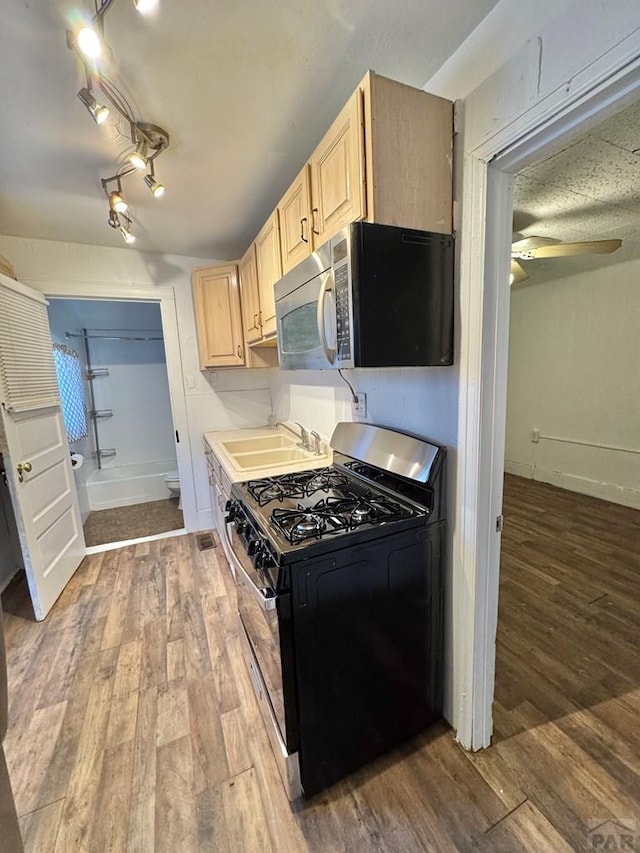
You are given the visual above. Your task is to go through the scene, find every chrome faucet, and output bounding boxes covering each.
[310,430,322,455]
[295,422,310,450]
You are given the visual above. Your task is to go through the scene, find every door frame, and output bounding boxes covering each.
[36,281,197,534]
[458,44,640,749]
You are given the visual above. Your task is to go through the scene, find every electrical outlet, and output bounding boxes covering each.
[531,428,540,443]
[353,392,367,417]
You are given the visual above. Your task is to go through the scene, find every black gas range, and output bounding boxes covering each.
[224,422,446,799]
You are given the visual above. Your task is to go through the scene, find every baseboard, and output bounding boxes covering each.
[534,468,640,510]
[504,460,533,478]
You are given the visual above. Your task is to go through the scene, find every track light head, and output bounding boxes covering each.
[109,191,128,214]
[119,224,136,244]
[128,143,148,170]
[78,87,109,124]
[144,173,165,198]
[133,0,159,13]
[77,26,102,59]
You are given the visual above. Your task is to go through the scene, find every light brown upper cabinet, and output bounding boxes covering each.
[278,165,312,275]
[192,264,245,369]
[254,210,282,338]
[238,244,262,345]
[273,72,452,277]
[309,90,366,248]
[360,71,452,234]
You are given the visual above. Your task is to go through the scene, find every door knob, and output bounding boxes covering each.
[16,461,32,483]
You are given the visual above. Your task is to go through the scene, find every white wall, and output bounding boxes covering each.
[0,235,273,530]
[505,259,640,508]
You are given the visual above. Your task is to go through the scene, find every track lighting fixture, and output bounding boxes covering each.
[144,162,165,198]
[67,0,169,245]
[77,87,109,125]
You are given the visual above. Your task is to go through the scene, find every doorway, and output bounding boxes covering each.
[452,35,640,749]
[493,96,640,739]
[47,298,185,548]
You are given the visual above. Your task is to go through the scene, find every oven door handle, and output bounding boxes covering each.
[316,270,336,365]
[226,524,277,612]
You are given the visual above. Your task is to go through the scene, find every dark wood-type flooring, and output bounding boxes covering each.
[83,498,183,547]
[2,474,639,851]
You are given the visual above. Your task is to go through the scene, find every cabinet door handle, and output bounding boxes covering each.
[311,208,320,236]
[300,217,308,244]
[253,313,259,329]
[237,345,243,359]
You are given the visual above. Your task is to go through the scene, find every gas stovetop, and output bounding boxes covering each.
[231,463,427,561]
[249,468,415,545]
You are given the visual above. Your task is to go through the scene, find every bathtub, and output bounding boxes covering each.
[87,459,177,511]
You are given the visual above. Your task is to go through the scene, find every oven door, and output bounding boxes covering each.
[276,270,337,369]
[228,525,287,739]
[227,525,302,798]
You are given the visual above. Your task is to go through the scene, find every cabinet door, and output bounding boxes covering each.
[192,264,245,369]
[278,165,312,274]
[309,90,365,246]
[254,210,282,338]
[238,244,262,344]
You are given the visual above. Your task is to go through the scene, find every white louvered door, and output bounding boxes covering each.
[0,272,85,620]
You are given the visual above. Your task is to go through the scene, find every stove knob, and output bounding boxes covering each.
[236,520,247,535]
[255,548,271,570]
[225,500,238,522]
[247,539,260,556]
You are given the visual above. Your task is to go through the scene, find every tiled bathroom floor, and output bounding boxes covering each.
[83,497,184,546]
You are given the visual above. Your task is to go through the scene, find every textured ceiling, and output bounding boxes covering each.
[0,0,499,260]
[513,100,640,285]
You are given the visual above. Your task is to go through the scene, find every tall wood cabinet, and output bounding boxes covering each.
[274,72,452,276]
[278,165,312,275]
[238,244,261,345]
[192,264,245,369]
[309,90,366,248]
[253,210,282,338]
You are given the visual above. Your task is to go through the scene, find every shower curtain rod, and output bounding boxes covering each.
[65,330,163,342]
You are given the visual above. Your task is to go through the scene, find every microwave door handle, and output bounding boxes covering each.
[316,271,336,365]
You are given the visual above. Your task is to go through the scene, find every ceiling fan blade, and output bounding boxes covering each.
[511,235,561,254]
[528,239,622,259]
[510,260,529,285]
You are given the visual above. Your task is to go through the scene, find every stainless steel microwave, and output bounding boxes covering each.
[274,222,454,370]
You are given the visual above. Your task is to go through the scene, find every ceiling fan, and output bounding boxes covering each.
[510,235,622,284]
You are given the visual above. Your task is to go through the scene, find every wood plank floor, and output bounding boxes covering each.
[2,474,640,852]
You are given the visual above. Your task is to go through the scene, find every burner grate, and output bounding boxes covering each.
[247,467,350,505]
[270,491,412,544]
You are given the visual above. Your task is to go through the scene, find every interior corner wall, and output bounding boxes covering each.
[505,260,640,508]
[0,235,274,531]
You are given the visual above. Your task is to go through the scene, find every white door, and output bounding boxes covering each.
[0,273,86,620]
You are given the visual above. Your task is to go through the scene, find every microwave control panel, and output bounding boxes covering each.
[334,263,352,364]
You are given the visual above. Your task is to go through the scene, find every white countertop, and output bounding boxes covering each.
[204,423,332,483]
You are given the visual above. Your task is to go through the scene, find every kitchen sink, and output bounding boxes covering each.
[232,447,314,470]
[222,434,298,454]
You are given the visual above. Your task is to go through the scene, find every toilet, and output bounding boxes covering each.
[165,471,181,509]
